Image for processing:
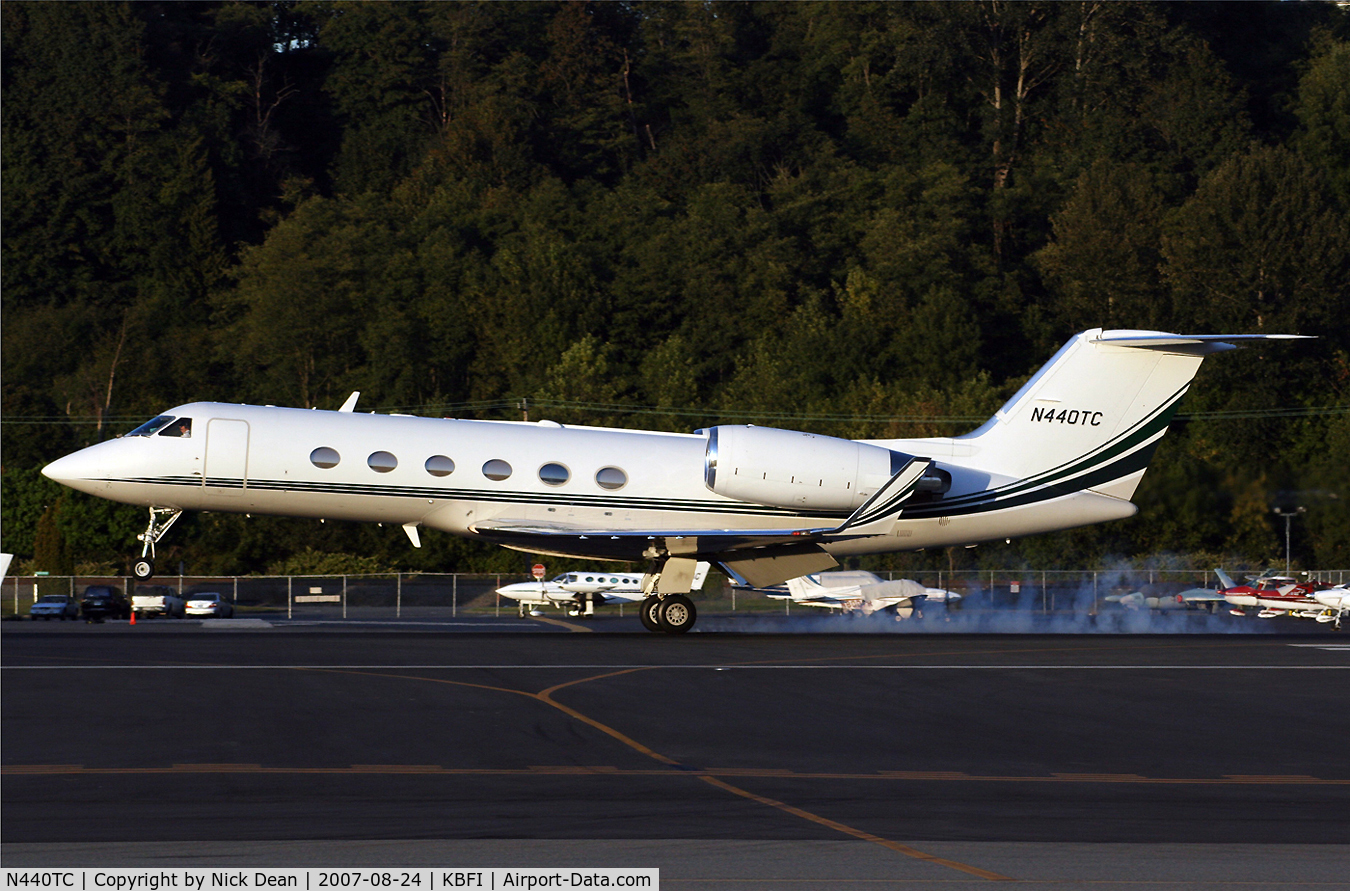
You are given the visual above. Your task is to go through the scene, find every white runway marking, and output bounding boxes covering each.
[5,664,1349,671]
[280,621,532,628]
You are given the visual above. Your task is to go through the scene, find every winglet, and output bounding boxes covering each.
[339,391,361,412]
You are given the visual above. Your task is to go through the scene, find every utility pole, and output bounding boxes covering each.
[1272,506,1306,575]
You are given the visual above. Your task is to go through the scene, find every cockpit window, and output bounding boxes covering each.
[158,418,192,438]
[126,415,175,437]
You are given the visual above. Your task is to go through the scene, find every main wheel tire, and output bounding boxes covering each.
[639,596,662,633]
[657,594,697,634]
[133,558,155,580]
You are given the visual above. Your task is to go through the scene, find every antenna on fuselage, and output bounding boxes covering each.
[339,391,360,412]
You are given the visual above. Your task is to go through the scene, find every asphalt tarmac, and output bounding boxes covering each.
[3,618,1348,888]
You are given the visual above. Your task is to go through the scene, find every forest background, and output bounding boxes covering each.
[3,0,1348,579]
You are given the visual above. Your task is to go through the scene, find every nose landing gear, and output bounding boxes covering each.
[132,506,183,580]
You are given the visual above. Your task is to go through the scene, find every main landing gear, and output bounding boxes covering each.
[636,555,701,634]
[639,593,697,635]
[132,506,183,580]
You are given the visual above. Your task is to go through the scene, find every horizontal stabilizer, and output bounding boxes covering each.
[1091,331,1312,355]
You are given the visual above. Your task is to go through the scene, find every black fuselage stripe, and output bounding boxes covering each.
[104,475,847,520]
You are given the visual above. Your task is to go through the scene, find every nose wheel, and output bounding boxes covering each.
[132,507,183,580]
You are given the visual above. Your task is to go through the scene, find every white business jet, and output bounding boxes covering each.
[497,562,710,620]
[40,329,1306,634]
[774,570,959,619]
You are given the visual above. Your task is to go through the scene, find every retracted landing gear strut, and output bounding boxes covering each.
[132,506,182,579]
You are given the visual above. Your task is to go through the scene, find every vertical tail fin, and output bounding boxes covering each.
[963,330,1306,501]
[1215,568,1237,590]
[785,574,824,599]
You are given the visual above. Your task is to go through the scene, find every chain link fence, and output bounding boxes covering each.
[2,573,526,620]
[5,568,1348,620]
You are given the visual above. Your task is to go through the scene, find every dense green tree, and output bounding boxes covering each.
[1292,32,1350,207]
[1035,160,1168,335]
[4,1,1347,572]
[219,194,390,407]
[1162,146,1349,336]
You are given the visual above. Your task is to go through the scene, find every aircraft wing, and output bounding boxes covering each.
[472,458,934,587]
[1177,587,1225,603]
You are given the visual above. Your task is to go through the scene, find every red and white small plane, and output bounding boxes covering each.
[1217,568,1342,625]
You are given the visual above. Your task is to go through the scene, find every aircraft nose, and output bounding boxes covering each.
[42,448,105,487]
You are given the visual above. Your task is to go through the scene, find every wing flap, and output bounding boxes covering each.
[721,547,840,589]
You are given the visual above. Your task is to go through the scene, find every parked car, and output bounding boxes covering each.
[184,593,234,618]
[131,585,185,618]
[80,586,130,622]
[30,595,79,621]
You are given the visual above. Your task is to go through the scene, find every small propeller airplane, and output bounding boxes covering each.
[41,328,1308,634]
[497,562,710,622]
[1104,586,1227,612]
[1217,568,1345,627]
[771,570,960,619]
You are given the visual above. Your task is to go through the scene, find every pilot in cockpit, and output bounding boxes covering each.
[160,418,192,438]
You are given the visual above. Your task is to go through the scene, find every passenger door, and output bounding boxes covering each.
[203,418,250,495]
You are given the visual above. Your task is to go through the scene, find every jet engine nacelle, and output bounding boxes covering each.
[703,425,903,511]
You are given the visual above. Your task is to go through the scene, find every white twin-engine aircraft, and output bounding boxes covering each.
[41,328,1305,634]
[496,562,711,621]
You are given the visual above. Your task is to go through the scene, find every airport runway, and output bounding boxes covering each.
[3,621,1348,888]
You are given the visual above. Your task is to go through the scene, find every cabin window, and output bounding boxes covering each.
[126,416,175,437]
[368,451,398,473]
[158,418,192,438]
[595,466,627,490]
[483,459,512,481]
[425,455,455,477]
[310,447,341,469]
[538,462,570,486]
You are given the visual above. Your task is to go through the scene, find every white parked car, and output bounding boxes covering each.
[131,586,185,618]
[184,593,234,618]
